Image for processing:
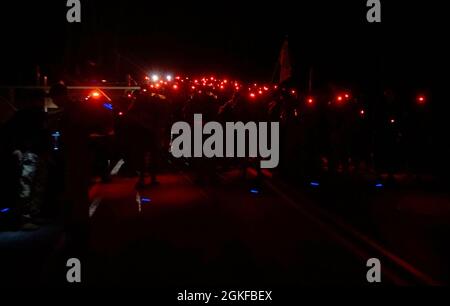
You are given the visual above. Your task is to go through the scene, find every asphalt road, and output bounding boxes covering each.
[80,170,380,287]
[1,166,446,288]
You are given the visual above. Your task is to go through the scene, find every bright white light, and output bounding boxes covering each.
[151,74,159,82]
[166,75,173,81]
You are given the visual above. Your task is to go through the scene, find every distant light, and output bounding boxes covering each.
[191,86,196,90]
[91,91,101,98]
[307,97,314,105]
[344,93,350,99]
[118,112,124,116]
[263,86,269,91]
[375,183,384,188]
[417,95,426,104]
[127,93,132,98]
[101,79,107,83]
[173,84,178,90]
[250,188,259,194]
[175,76,181,80]
[151,74,159,82]
[291,90,296,94]
[250,93,256,98]
[166,75,173,81]
[360,110,365,115]
[258,90,263,94]
[310,181,320,187]
[220,85,224,89]
[1,208,10,213]
[153,85,158,89]
[390,118,395,124]
[337,96,343,102]
[223,79,228,83]
[141,197,152,203]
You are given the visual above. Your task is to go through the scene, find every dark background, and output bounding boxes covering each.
[0,1,446,90]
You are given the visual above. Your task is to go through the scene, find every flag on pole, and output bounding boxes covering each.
[278,38,292,84]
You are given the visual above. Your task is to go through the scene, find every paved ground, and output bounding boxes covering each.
[84,171,370,287]
[1,167,448,288]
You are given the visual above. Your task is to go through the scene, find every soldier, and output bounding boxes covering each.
[183,90,221,184]
[5,89,49,230]
[127,91,169,188]
[49,82,92,252]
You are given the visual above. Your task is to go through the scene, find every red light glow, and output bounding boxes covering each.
[417,95,426,104]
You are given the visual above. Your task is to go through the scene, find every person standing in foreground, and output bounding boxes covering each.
[49,83,92,253]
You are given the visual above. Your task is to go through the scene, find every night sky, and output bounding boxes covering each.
[0,1,446,91]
